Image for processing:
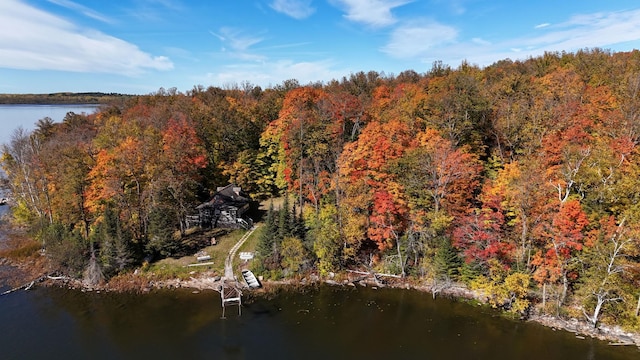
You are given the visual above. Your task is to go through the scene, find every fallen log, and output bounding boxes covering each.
[1,275,46,295]
[47,275,69,280]
[346,269,402,278]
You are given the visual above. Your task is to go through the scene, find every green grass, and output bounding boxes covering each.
[146,227,260,279]
[232,225,262,272]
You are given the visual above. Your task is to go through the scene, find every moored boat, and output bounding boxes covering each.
[241,269,261,289]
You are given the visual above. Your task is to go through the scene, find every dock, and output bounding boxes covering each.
[217,225,259,318]
[220,281,242,318]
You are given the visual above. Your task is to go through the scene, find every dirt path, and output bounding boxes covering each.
[223,226,258,281]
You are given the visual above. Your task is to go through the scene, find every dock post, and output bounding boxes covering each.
[220,282,242,318]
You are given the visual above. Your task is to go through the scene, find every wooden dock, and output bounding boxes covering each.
[218,225,259,318]
[220,281,242,318]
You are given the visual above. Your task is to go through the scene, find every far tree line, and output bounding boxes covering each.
[0,92,133,105]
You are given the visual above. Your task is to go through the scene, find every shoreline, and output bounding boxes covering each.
[11,266,638,349]
[1,223,638,349]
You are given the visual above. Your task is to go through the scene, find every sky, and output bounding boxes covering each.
[1,0,640,95]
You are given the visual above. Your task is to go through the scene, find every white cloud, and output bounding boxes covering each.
[270,0,315,19]
[0,0,173,75]
[332,0,412,28]
[211,27,267,62]
[433,0,466,15]
[535,23,550,29]
[126,0,185,22]
[217,27,264,51]
[472,37,491,46]
[382,20,458,58]
[395,9,640,69]
[205,59,344,88]
[47,0,114,23]
[528,10,640,50]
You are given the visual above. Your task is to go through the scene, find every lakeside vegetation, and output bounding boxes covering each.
[2,48,640,333]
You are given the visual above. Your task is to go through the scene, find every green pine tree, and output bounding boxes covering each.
[278,194,292,242]
[434,237,462,280]
[256,201,276,259]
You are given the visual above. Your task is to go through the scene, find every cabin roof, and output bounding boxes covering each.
[196,184,250,210]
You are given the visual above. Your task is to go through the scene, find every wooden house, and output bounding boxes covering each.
[195,184,253,229]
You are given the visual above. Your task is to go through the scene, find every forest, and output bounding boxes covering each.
[2,48,640,331]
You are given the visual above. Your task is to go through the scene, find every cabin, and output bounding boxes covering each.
[193,184,253,230]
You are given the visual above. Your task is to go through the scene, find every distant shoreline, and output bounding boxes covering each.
[0,92,134,105]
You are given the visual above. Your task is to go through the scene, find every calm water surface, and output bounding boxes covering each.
[0,104,100,145]
[0,284,637,360]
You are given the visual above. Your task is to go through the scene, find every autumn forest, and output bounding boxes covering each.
[3,48,640,331]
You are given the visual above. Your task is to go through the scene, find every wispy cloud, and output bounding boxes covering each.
[525,10,640,50]
[331,0,413,28]
[143,0,184,11]
[382,20,458,58]
[127,0,185,22]
[47,0,114,23]
[217,27,264,51]
[535,23,550,29]
[387,9,640,68]
[435,0,467,15]
[205,59,344,88]
[472,37,491,46]
[270,0,315,19]
[210,27,267,61]
[0,0,173,75]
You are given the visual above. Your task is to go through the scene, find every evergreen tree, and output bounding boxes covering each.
[434,237,462,280]
[146,205,179,257]
[256,201,276,258]
[290,202,306,241]
[98,205,133,277]
[43,222,88,277]
[278,194,292,242]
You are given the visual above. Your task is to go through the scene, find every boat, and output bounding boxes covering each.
[241,269,261,289]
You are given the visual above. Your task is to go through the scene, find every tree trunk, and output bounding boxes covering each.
[396,238,405,278]
[636,294,640,317]
[520,212,528,269]
[560,273,569,307]
[583,293,610,329]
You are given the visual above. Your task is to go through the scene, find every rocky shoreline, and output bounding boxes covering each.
[3,206,637,350]
[29,269,640,349]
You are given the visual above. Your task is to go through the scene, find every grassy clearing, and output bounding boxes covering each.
[232,224,262,271]
[146,227,261,279]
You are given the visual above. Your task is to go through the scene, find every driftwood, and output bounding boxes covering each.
[1,275,47,295]
[346,269,402,287]
[346,270,402,278]
[47,275,69,280]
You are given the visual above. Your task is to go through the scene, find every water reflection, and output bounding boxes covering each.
[0,285,637,360]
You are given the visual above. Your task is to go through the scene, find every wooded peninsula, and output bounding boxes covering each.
[2,48,640,336]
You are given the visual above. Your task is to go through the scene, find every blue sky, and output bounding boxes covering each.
[2,0,640,94]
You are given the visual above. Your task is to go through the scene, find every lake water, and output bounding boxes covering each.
[0,104,100,145]
[0,284,637,360]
